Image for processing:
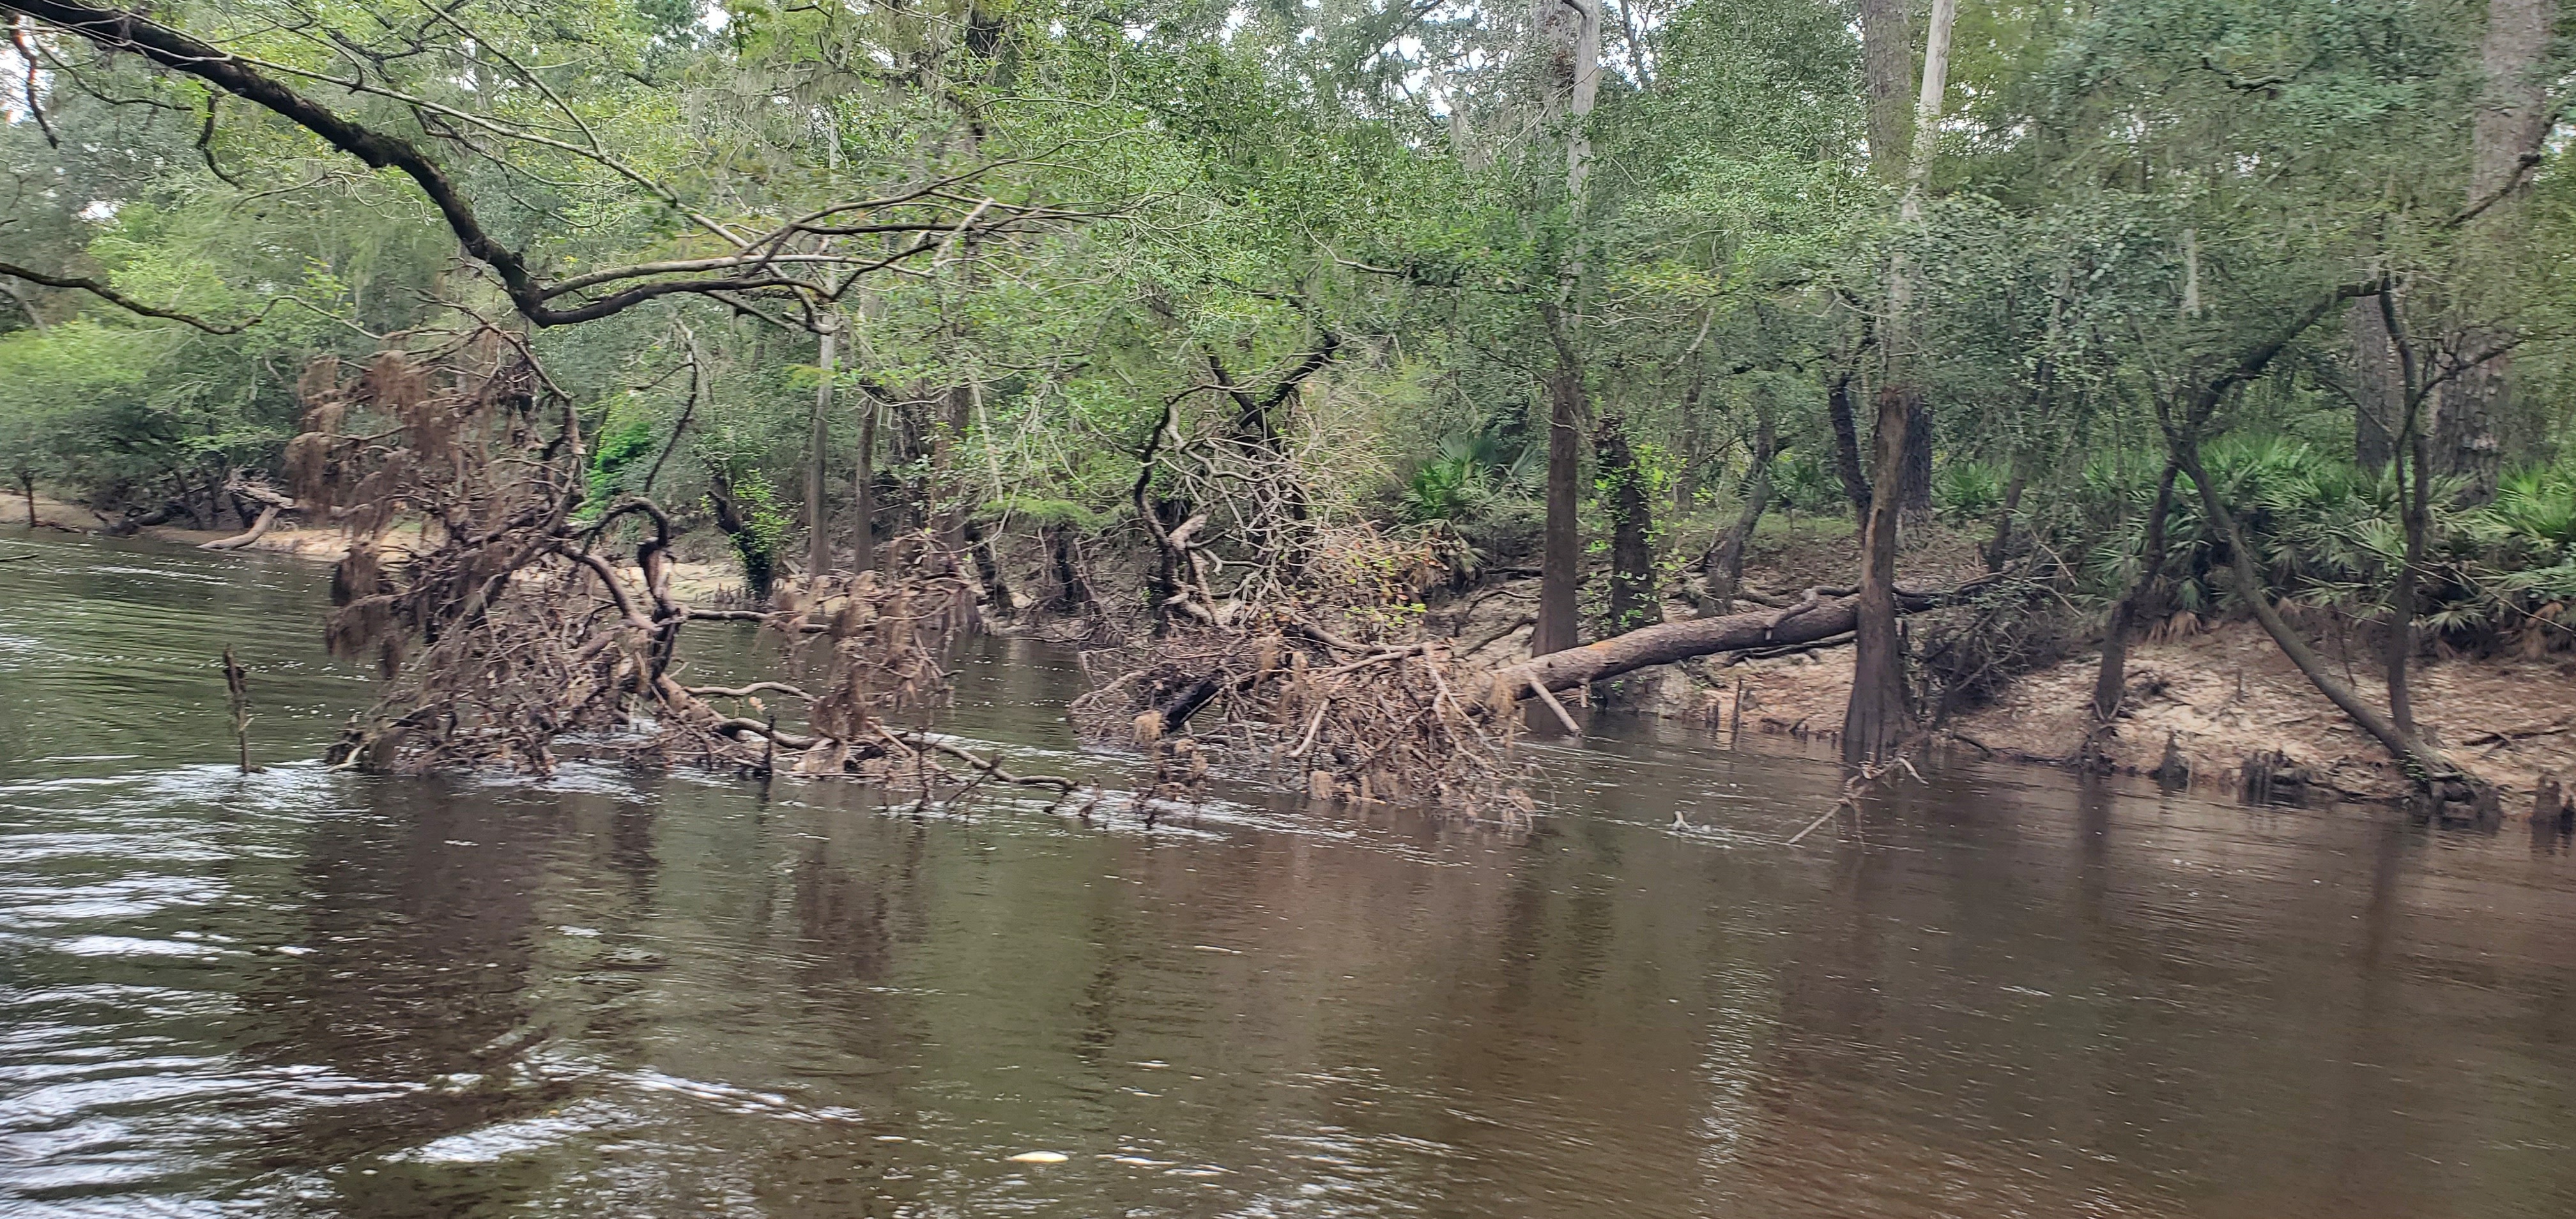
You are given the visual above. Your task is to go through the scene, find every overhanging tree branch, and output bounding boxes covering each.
[0,259,275,333]
[0,0,1073,329]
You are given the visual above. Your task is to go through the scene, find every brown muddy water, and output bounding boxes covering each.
[4,529,2575,1218]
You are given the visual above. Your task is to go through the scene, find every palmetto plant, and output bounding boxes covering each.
[1933,461,2004,525]
[1400,430,1535,525]
[2073,438,2575,653]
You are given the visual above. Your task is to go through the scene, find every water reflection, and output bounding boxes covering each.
[5,529,2576,1216]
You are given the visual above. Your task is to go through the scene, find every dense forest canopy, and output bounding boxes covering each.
[3,0,2572,802]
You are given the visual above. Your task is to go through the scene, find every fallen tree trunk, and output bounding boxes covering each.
[1489,586,1942,698]
[199,502,286,550]
[197,474,297,551]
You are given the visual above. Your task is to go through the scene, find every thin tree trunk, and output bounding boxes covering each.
[1536,321,1585,656]
[1669,314,1715,514]
[935,381,973,553]
[2176,436,2461,784]
[2379,290,2435,740]
[2388,423,2430,739]
[804,324,836,578]
[1984,456,2027,573]
[1596,412,1654,634]
[1531,0,1601,658]
[20,471,33,527]
[2090,457,2179,726]
[1826,369,1872,518]
[1703,408,1777,614]
[852,388,877,573]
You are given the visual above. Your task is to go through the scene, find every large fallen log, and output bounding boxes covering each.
[1489,586,1943,698]
[198,476,298,551]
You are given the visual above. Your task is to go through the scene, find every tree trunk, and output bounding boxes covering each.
[1670,328,1713,514]
[1535,333,1585,656]
[1494,585,1941,698]
[1703,410,1777,614]
[852,388,877,572]
[2347,299,2400,471]
[1046,523,1092,614]
[1844,385,1917,763]
[2090,457,2179,725]
[199,503,285,551]
[934,381,973,553]
[1900,391,1934,526]
[2388,420,2430,739]
[2379,289,2437,741]
[963,518,1010,618]
[1531,0,1601,658]
[1984,455,2027,573]
[1844,0,1955,765]
[1826,369,1873,518]
[1859,0,1913,179]
[20,471,33,528]
[1595,413,1655,634]
[2438,0,2554,505]
[804,325,837,578]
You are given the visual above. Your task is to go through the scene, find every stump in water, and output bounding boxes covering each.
[222,646,260,774]
[2239,751,2306,806]
[2150,731,2189,790]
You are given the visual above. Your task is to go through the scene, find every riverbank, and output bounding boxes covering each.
[17,494,754,602]
[1642,620,2572,809]
[1436,516,2571,813]
[19,497,2566,813]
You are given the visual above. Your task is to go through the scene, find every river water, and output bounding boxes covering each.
[4,530,2575,1218]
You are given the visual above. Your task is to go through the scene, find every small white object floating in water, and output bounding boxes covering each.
[1006,1151,1069,1164]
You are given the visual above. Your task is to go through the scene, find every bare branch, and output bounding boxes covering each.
[0,259,275,333]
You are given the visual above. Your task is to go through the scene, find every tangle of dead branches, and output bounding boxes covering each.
[1073,523,1538,815]
[286,341,1073,801]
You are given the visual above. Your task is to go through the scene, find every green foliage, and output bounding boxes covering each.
[1933,462,2004,525]
[2487,466,2576,552]
[1768,450,1844,514]
[584,410,662,514]
[1402,431,1533,525]
[709,466,793,599]
[0,0,2566,675]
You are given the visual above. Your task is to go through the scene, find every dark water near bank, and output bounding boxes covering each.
[6,530,2576,1218]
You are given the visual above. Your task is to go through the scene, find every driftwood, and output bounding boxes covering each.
[198,475,298,551]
